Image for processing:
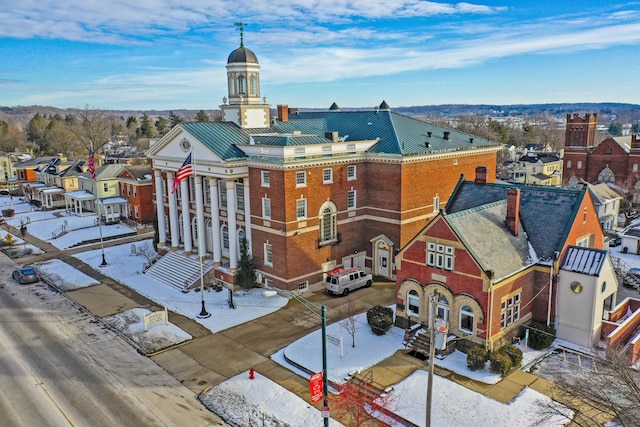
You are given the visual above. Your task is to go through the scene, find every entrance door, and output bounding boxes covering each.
[376,248,390,277]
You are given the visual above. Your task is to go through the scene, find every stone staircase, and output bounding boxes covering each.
[404,325,431,357]
[144,251,213,292]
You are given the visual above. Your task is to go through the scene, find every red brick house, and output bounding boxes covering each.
[395,168,606,350]
[117,165,154,224]
[145,38,502,291]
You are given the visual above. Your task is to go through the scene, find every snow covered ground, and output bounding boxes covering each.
[7,195,637,426]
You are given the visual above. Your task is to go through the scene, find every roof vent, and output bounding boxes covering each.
[469,137,474,143]
[425,142,431,148]
[427,132,432,137]
[444,131,451,140]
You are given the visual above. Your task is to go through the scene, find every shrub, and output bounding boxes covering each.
[527,321,556,350]
[466,346,488,371]
[496,344,523,369]
[489,350,512,377]
[366,305,394,335]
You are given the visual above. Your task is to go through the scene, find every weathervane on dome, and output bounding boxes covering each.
[234,21,248,47]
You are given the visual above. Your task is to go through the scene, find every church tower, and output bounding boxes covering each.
[220,24,271,128]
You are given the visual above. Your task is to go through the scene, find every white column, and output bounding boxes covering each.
[195,176,206,258]
[226,180,238,269]
[167,172,179,249]
[243,178,252,251]
[154,169,166,246]
[209,177,221,265]
[180,178,193,253]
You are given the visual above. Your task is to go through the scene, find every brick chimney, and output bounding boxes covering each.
[505,188,521,236]
[475,166,487,184]
[277,105,289,122]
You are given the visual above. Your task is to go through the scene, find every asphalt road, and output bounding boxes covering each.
[0,253,226,427]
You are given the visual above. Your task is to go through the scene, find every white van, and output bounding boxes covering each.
[325,267,373,296]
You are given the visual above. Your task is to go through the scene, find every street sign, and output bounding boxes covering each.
[309,372,323,404]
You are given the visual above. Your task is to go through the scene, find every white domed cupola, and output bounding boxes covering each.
[221,23,270,128]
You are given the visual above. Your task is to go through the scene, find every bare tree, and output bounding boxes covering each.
[66,106,113,155]
[535,348,640,427]
[337,297,359,347]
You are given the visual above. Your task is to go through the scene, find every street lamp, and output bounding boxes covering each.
[271,288,330,427]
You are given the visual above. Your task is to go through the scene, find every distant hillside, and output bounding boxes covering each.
[2,103,640,129]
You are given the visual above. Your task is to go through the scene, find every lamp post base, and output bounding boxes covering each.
[99,254,108,267]
[197,301,211,318]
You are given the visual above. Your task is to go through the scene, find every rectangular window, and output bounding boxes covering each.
[577,161,582,170]
[296,171,306,187]
[134,205,139,218]
[133,187,137,199]
[261,171,270,187]
[204,178,211,205]
[127,185,131,196]
[236,182,244,212]
[634,164,639,173]
[262,197,271,219]
[347,165,356,181]
[219,181,227,209]
[103,182,109,192]
[567,160,572,169]
[323,168,333,184]
[322,145,332,153]
[121,185,125,196]
[296,198,307,219]
[500,292,521,329]
[294,147,305,155]
[264,243,273,266]
[347,190,356,210]
[427,242,454,270]
[433,195,440,213]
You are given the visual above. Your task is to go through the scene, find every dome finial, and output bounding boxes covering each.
[234,21,247,47]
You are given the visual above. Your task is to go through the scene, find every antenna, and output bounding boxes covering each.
[234,21,248,47]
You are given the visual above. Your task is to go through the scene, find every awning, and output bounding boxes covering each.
[41,187,65,194]
[99,196,128,205]
[65,190,96,200]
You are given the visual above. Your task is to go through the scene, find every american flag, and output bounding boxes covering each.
[172,152,193,193]
[88,147,96,179]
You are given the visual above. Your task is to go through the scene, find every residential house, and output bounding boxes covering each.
[395,168,606,351]
[145,38,503,291]
[508,152,563,186]
[117,165,154,224]
[67,164,127,221]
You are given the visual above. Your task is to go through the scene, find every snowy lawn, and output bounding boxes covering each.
[103,308,192,354]
[34,259,99,290]
[72,240,289,333]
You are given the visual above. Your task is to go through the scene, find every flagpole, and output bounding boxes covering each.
[91,142,108,267]
[193,147,210,319]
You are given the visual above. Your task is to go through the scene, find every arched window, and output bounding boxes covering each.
[319,202,337,245]
[407,290,420,316]
[459,305,474,333]
[238,75,246,94]
[598,167,615,183]
[237,229,246,257]
[249,75,257,95]
[222,225,229,251]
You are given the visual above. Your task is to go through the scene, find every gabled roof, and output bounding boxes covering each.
[79,164,124,180]
[588,182,623,204]
[446,179,586,262]
[288,110,499,156]
[445,201,532,281]
[120,165,152,180]
[560,246,608,276]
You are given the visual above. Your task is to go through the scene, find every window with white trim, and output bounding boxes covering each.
[577,161,582,170]
[296,171,306,187]
[500,293,521,329]
[433,195,440,213]
[296,198,307,220]
[567,160,572,169]
[459,305,474,333]
[103,182,109,192]
[347,165,356,180]
[133,187,137,199]
[222,225,229,251]
[264,243,273,266]
[407,290,420,316]
[262,197,271,219]
[427,243,454,270]
[347,190,356,210]
[261,171,270,187]
[236,182,244,212]
[323,168,333,184]
[204,179,211,205]
[319,205,337,244]
[219,181,227,208]
[294,147,305,155]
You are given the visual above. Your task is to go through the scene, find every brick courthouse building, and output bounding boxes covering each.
[146,38,502,291]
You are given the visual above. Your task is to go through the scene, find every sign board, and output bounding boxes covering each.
[143,306,168,331]
[309,372,323,404]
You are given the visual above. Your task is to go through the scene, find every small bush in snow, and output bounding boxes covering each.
[466,346,488,371]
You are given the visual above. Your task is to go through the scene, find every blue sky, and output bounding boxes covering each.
[1,1,640,110]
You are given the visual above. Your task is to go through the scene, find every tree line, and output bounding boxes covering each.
[0,108,217,157]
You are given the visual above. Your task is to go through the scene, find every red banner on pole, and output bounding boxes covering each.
[309,372,323,404]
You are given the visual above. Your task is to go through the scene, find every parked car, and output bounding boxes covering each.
[325,267,372,296]
[12,267,39,284]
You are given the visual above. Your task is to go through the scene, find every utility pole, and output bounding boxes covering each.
[426,289,438,427]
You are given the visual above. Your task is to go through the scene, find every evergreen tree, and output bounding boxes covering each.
[140,113,155,138]
[234,237,257,289]
[195,110,210,122]
[169,111,184,128]
[155,117,169,135]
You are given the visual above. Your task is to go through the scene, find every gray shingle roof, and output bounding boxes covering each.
[446,180,586,262]
[446,201,532,281]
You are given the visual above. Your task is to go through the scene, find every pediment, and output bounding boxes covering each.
[148,127,223,164]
